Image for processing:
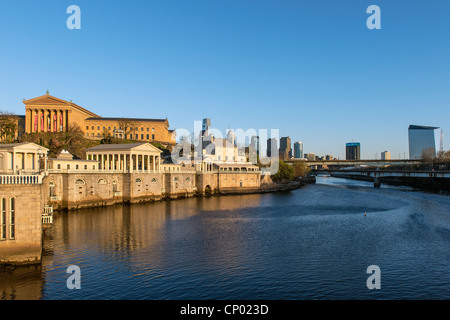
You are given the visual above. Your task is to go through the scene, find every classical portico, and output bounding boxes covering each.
[23,92,99,133]
[85,143,162,173]
[0,143,49,174]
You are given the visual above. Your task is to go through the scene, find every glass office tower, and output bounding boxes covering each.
[294,142,303,159]
[408,125,439,159]
[346,142,360,160]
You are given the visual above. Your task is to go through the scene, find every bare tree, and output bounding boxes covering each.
[117,118,134,139]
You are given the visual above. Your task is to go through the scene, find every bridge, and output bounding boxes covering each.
[286,159,420,168]
[315,169,450,190]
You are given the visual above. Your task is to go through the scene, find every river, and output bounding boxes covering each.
[1,176,449,300]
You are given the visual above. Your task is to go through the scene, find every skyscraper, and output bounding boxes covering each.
[408,125,439,159]
[346,142,360,160]
[294,142,303,159]
[201,118,211,137]
[267,138,278,158]
[250,136,260,155]
[279,137,292,160]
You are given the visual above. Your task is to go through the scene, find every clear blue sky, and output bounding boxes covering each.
[0,0,449,159]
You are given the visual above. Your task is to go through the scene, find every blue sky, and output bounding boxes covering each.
[0,0,449,159]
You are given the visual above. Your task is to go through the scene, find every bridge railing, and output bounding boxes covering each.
[330,170,450,178]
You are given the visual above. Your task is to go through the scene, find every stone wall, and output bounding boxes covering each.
[45,170,261,210]
[0,184,43,265]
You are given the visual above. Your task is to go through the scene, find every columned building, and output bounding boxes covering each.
[85,143,162,173]
[0,143,49,174]
[22,92,176,145]
[23,92,99,134]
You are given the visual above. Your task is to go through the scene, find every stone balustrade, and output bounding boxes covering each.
[0,174,44,185]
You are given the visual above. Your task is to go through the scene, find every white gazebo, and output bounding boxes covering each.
[85,142,162,173]
[0,142,49,174]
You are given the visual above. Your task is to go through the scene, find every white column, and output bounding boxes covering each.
[124,154,127,173]
[147,155,150,173]
[130,154,134,173]
[158,156,160,172]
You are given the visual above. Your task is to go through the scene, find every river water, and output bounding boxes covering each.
[1,176,449,300]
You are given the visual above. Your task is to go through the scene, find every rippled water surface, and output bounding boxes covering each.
[1,176,449,299]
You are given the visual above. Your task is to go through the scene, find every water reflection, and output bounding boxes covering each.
[1,179,449,300]
[0,265,43,300]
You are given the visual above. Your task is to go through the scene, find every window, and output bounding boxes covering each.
[141,134,143,140]
[97,126,100,130]
[108,127,111,130]
[57,164,61,169]
[135,178,142,183]
[93,165,96,170]
[76,165,79,170]
[86,126,89,130]
[84,165,87,170]
[151,178,157,183]
[147,127,149,132]
[67,165,70,169]
[174,177,179,182]
[152,134,155,140]
[92,126,94,130]
[146,134,149,140]
[1,198,6,240]
[141,127,144,131]
[152,128,155,132]
[103,127,106,130]
[98,179,107,184]
[49,182,55,197]
[91,133,94,137]
[135,134,138,139]
[9,198,15,240]
[75,179,85,185]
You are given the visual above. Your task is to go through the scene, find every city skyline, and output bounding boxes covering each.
[0,1,449,159]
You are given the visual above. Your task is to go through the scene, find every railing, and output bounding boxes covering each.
[42,215,53,224]
[42,205,53,225]
[113,191,122,196]
[0,174,44,185]
[331,170,450,179]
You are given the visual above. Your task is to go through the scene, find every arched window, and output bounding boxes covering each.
[1,198,5,240]
[9,198,15,240]
[174,177,179,182]
[135,178,142,183]
[98,179,107,185]
[151,178,157,183]
[75,179,85,185]
[49,182,55,197]
[186,177,190,181]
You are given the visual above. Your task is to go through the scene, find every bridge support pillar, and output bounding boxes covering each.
[374,177,381,188]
